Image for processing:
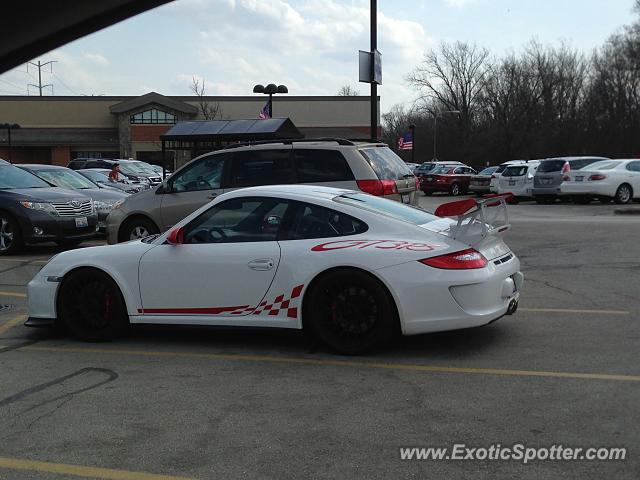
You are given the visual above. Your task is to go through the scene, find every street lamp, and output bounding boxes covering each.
[433,110,460,161]
[408,124,416,164]
[0,123,20,163]
[253,84,288,117]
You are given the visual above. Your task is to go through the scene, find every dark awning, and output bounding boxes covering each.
[161,117,302,145]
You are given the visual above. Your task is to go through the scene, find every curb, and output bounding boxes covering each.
[614,208,640,215]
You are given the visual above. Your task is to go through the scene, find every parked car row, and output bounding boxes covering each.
[411,155,640,204]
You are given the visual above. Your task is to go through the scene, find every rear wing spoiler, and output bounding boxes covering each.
[433,193,513,241]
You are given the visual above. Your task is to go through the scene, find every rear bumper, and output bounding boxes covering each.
[376,255,523,336]
[25,317,56,327]
[532,186,564,197]
[560,183,614,197]
[469,184,491,193]
[421,182,452,192]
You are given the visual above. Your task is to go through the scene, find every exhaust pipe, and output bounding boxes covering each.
[506,299,518,315]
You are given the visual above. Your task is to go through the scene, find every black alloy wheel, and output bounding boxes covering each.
[58,268,128,341]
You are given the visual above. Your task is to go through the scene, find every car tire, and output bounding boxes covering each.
[614,184,633,204]
[58,268,128,341]
[573,196,591,204]
[303,269,398,355]
[449,183,461,196]
[119,217,159,242]
[0,211,23,256]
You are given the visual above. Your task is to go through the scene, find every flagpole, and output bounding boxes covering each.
[409,124,415,164]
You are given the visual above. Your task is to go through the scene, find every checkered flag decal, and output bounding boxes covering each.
[228,284,304,318]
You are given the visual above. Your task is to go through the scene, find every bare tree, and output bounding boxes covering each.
[407,41,491,133]
[190,76,223,120]
[337,85,360,96]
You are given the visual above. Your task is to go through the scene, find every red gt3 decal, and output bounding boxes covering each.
[311,239,438,252]
[138,284,304,319]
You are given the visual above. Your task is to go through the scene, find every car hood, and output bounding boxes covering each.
[75,188,127,202]
[0,187,91,202]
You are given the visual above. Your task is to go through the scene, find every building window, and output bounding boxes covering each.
[130,108,176,124]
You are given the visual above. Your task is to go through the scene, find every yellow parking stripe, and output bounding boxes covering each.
[23,345,640,383]
[519,307,629,315]
[0,457,194,480]
[0,315,25,336]
[0,291,26,298]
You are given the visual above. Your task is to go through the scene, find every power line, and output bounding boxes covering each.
[0,77,23,92]
[0,79,23,95]
[52,72,84,96]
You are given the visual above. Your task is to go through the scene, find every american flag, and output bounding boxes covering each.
[397,132,413,150]
[258,101,270,119]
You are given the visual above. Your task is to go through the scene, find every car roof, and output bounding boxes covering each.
[17,163,68,170]
[543,156,609,161]
[221,184,355,202]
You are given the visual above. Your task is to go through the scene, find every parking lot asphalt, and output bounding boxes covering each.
[0,197,638,479]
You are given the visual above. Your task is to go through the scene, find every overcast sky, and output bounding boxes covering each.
[0,0,636,113]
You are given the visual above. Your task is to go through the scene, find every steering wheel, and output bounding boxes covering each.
[209,227,227,242]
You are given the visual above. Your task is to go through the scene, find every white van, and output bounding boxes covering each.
[497,160,541,201]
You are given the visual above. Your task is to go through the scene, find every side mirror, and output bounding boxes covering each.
[166,227,185,245]
[156,180,171,195]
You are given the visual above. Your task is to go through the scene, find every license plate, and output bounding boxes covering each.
[75,217,88,228]
[401,194,411,204]
[575,176,584,182]
[426,176,433,181]
[541,178,552,184]
[508,180,516,186]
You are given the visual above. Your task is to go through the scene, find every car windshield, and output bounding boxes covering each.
[537,160,566,173]
[119,162,156,175]
[589,161,622,170]
[81,170,107,182]
[0,165,51,189]
[334,192,439,225]
[416,163,435,172]
[359,147,414,180]
[478,166,498,175]
[31,168,97,189]
[502,165,528,177]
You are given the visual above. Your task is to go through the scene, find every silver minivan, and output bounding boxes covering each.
[106,139,418,243]
[532,156,608,203]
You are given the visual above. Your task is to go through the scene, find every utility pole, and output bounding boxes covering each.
[370,0,377,141]
[27,60,56,96]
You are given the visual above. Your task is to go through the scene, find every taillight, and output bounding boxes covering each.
[561,162,571,174]
[356,179,398,196]
[562,175,570,181]
[589,174,607,181]
[419,248,487,270]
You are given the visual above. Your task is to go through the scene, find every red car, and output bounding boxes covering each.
[420,165,478,196]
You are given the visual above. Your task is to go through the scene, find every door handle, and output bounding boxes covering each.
[248,259,275,271]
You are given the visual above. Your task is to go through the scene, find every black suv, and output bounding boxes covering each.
[0,160,98,254]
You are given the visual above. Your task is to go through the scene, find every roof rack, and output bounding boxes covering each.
[222,137,361,150]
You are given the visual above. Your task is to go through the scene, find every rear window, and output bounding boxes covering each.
[415,163,436,173]
[359,147,413,180]
[478,166,499,175]
[592,161,621,170]
[334,192,439,225]
[431,166,454,174]
[537,160,566,173]
[502,166,528,177]
[293,149,354,183]
[570,158,600,170]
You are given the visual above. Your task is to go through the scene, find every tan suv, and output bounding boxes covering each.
[106,139,418,243]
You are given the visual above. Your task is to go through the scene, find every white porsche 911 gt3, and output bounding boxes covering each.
[27,185,523,354]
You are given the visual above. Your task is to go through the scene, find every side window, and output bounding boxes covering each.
[228,149,294,188]
[454,167,464,174]
[183,197,290,244]
[293,149,355,183]
[170,154,227,192]
[285,202,368,240]
[625,161,640,172]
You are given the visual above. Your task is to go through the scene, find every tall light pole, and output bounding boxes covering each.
[1,123,20,163]
[433,110,460,161]
[370,0,377,140]
[253,84,288,117]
